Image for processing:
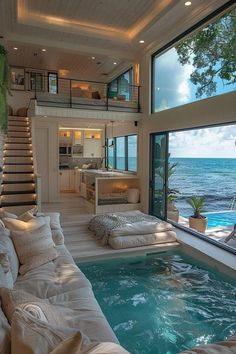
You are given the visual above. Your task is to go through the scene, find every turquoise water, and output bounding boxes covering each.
[204,211,236,228]
[79,252,236,354]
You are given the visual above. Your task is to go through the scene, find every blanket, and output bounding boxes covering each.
[89,211,174,245]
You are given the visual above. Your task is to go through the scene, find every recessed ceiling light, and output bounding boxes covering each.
[139,40,145,44]
[91,56,95,60]
[113,62,117,65]
[13,47,18,50]
[42,48,46,52]
[185,1,192,6]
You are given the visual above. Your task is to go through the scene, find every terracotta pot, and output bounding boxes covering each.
[189,216,208,233]
[167,209,179,222]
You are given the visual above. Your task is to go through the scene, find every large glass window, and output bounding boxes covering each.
[150,123,236,253]
[107,138,114,169]
[152,7,236,112]
[128,135,137,172]
[48,72,58,94]
[108,68,133,101]
[116,137,125,170]
[106,135,137,172]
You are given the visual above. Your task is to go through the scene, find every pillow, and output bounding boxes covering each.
[11,309,66,354]
[0,305,11,354]
[10,223,58,274]
[80,90,91,99]
[0,233,19,281]
[92,91,101,100]
[2,216,50,232]
[0,253,14,288]
[37,212,62,230]
[51,229,64,246]
[0,288,65,324]
[0,207,38,221]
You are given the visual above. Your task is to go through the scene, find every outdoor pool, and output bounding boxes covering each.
[203,210,236,228]
[79,252,236,354]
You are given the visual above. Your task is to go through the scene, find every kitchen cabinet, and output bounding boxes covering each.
[83,139,102,158]
[59,169,75,192]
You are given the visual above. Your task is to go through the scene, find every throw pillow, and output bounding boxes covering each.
[92,91,101,100]
[2,216,50,232]
[37,212,62,230]
[0,233,19,282]
[0,288,65,325]
[10,223,58,275]
[51,229,64,246]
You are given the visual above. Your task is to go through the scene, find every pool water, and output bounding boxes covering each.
[203,210,236,228]
[79,252,236,354]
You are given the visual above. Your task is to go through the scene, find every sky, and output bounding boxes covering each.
[169,124,236,158]
[154,36,236,159]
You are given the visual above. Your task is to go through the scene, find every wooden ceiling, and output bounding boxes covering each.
[0,0,230,81]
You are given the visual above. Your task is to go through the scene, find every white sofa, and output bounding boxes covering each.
[0,211,129,354]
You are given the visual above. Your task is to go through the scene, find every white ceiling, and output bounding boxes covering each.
[0,0,230,82]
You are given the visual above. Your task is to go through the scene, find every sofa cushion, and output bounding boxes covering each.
[10,223,58,275]
[0,253,14,288]
[3,215,50,232]
[52,229,64,245]
[37,212,62,230]
[0,232,19,282]
[0,305,11,354]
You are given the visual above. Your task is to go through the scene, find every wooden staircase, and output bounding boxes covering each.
[0,116,37,215]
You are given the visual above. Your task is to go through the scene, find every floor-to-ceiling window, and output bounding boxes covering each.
[152,5,235,112]
[107,135,137,172]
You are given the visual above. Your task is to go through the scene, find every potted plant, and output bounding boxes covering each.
[186,196,208,233]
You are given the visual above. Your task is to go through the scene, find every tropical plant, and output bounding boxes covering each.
[186,196,206,219]
[176,8,236,98]
[0,44,10,130]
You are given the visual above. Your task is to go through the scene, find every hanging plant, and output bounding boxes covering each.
[0,44,10,131]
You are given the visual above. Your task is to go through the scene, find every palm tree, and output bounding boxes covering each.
[186,196,206,218]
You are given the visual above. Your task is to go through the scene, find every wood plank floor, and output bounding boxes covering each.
[42,193,179,262]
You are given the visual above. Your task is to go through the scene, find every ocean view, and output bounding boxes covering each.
[169,158,236,215]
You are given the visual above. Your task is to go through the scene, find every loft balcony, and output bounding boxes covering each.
[30,75,141,114]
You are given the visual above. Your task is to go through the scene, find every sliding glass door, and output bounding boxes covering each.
[150,133,168,219]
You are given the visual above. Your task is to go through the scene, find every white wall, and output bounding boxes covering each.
[7,91,34,114]
[31,117,59,203]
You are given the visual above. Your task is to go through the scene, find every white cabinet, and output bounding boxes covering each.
[59,169,75,192]
[75,169,81,193]
[83,139,102,158]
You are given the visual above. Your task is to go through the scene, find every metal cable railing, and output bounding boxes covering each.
[28,73,141,113]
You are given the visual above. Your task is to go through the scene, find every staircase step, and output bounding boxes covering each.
[1,183,35,192]
[0,201,37,208]
[8,127,30,132]
[1,193,36,204]
[2,174,34,182]
[0,205,36,216]
[3,165,34,173]
[1,190,35,195]
[6,138,32,143]
[7,131,31,137]
[3,156,33,163]
[8,116,29,121]
[2,180,35,184]
[8,121,30,126]
[4,143,32,150]
[4,150,32,157]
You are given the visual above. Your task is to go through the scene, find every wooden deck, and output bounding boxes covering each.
[42,193,179,262]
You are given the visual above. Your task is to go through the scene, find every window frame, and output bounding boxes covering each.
[151,0,235,113]
[48,72,58,94]
[107,134,138,172]
[149,120,236,255]
[108,67,133,100]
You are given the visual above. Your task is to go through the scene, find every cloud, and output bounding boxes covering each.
[169,124,236,158]
[154,48,193,110]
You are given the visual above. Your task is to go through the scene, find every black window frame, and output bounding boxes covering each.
[107,134,137,172]
[48,72,58,94]
[151,0,235,113]
[108,67,133,100]
[149,120,236,256]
